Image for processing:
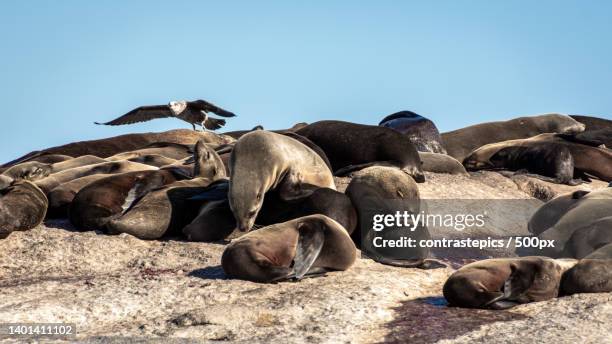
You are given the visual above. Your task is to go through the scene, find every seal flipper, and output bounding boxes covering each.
[292,222,325,280]
[485,263,536,309]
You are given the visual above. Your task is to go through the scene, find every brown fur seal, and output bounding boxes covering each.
[1,155,110,182]
[105,143,226,238]
[419,152,467,175]
[560,244,612,295]
[2,129,234,168]
[464,133,612,182]
[520,187,612,258]
[221,214,356,283]
[464,141,577,184]
[443,257,577,309]
[183,184,357,242]
[296,120,425,181]
[34,160,157,194]
[46,174,113,218]
[1,161,52,181]
[229,130,335,232]
[528,190,588,236]
[379,111,447,154]
[69,169,188,231]
[346,166,441,268]
[0,180,48,239]
[441,114,585,161]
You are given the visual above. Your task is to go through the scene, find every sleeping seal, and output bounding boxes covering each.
[520,187,612,258]
[560,244,612,295]
[228,130,335,232]
[346,166,441,268]
[221,214,356,283]
[0,180,48,239]
[443,257,577,309]
[296,120,425,180]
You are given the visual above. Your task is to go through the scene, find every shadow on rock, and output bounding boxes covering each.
[379,296,529,344]
[188,266,226,280]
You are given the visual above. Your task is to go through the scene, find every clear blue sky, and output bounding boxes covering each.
[1,1,610,163]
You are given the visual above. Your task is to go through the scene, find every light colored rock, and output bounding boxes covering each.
[0,171,609,343]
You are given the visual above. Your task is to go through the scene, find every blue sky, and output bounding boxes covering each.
[1,1,610,162]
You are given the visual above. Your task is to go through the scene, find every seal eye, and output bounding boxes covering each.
[256,193,262,201]
[248,210,257,218]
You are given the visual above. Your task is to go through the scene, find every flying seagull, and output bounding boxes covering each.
[95,99,236,131]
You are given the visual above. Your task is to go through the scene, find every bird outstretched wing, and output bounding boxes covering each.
[95,105,174,125]
[190,99,236,117]
[204,117,227,130]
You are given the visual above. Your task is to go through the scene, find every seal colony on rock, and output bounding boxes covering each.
[296,120,425,181]
[95,99,236,131]
[228,130,335,232]
[221,214,356,283]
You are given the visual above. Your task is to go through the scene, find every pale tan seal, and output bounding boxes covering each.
[228,130,335,232]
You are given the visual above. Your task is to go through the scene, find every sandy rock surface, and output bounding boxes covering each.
[0,172,610,343]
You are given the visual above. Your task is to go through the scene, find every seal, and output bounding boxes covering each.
[183,184,357,242]
[34,160,157,194]
[560,244,612,295]
[520,187,612,258]
[46,174,113,218]
[563,216,612,258]
[443,257,577,309]
[464,141,577,184]
[296,120,425,181]
[379,111,447,154]
[69,169,188,231]
[228,130,335,232]
[221,214,357,283]
[441,113,586,162]
[419,152,467,175]
[1,129,234,168]
[1,161,52,181]
[105,143,226,238]
[528,189,589,236]
[345,166,442,268]
[464,133,612,182]
[0,180,48,239]
[49,155,108,173]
